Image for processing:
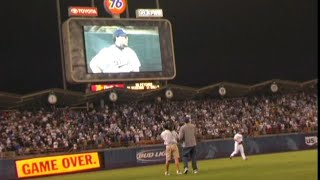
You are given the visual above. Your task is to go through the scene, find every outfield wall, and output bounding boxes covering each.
[104,132,318,169]
[0,132,317,180]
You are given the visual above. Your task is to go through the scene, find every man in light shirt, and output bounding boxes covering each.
[160,123,182,176]
[230,130,248,160]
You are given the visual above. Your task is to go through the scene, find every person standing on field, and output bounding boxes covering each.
[161,123,182,176]
[178,116,199,174]
[230,130,248,160]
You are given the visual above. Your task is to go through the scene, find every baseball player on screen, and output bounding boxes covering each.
[230,130,248,160]
[89,28,141,73]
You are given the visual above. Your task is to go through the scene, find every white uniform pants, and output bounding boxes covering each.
[230,142,246,160]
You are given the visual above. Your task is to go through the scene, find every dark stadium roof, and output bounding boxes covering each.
[0,79,317,110]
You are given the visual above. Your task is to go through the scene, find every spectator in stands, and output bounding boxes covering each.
[0,91,317,156]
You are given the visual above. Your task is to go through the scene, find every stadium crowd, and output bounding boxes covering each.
[0,91,317,156]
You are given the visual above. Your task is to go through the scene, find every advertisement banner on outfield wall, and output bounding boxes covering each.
[305,136,318,146]
[15,152,100,178]
[136,148,166,164]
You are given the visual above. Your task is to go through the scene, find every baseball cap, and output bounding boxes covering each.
[184,117,190,123]
[113,28,127,37]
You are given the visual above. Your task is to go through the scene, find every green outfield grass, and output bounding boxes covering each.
[33,150,317,180]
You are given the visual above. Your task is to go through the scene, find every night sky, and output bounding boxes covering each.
[0,0,317,94]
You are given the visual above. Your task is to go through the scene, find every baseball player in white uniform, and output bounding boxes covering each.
[161,123,182,176]
[230,131,247,160]
[89,28,141,73]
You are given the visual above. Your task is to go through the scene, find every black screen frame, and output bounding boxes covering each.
[62,17,176,83]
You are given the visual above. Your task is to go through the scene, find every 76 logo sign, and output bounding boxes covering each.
[104,0,127,15]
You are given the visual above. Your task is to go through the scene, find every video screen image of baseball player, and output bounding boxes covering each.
[83,26,163,73]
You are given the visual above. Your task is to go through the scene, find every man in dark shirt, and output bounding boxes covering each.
[178,116,199,174]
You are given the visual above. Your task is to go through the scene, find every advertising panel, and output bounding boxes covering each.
[305,136,318,146]
[135,9,163,18]
[15,152,100,178]
[104,0,127,15]
[136,148,166,164]
[68,6,98,17]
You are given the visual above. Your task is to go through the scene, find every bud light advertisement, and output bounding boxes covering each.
[136,148,166,164]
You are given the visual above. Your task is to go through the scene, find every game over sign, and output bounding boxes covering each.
[16,152,100,178]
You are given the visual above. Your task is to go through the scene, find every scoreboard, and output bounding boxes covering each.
[90,82,161,92]
[126,82,161,90]
[62,17,176,84]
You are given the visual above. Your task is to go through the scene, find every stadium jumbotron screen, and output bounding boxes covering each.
[62,18,176,83]
[84,25,162,73]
